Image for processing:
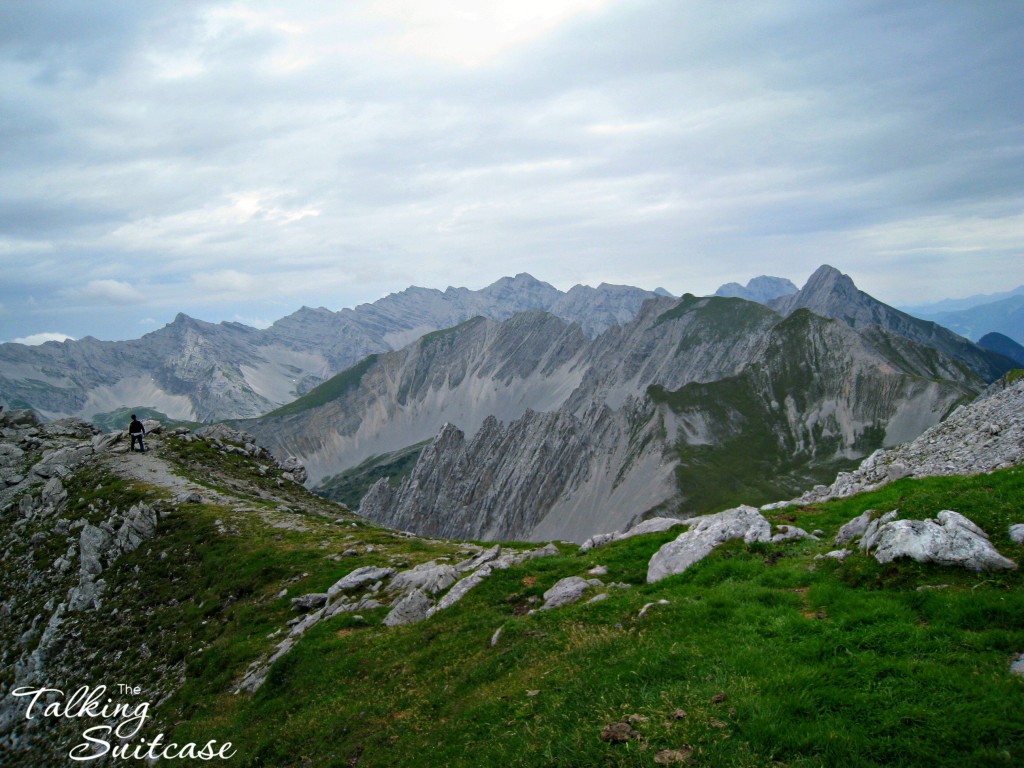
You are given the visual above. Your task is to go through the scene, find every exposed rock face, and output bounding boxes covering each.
[382,589,433,627]
[647,506,772,583]
[539,576,604,610]
[1010,524,1024,544]
[388,561,459,595]
[0,275,666,422]
[781,377,1024,507]
[358,399,677,543]
[327,566,397,595]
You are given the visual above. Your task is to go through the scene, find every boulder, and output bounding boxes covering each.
[859,511,899,551]
[382,588,433,627]
[389,561,459,595]
[426,567,492,617]
[327,566,397,596]
[291,593,329,612]
[581,517,686,551]
[1011,653,1024,679]
[539,577,602,610]
[455,545,502,573]
[871,510,1016,571]
[647,506,771,583]
[835,510,874,546]
[771,524,813,543]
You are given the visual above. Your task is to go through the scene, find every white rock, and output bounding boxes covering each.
[580,517,686,551]
[389,561,459,595]
[646,506,770,583]
[383,589,433,627]
[835,510,874,546]
[1009,524,1024,544]
[872,510,1016,571]
[540,577,595,610]
[327,566,397,596]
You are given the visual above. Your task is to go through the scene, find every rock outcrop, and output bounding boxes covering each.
[830,508,1016,571]
[647,506,772,583]
[869,511,1015,571]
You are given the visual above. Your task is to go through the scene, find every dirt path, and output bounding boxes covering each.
[100,435,234,504]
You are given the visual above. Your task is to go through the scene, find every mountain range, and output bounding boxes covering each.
[0,275,667,422]
[2,263,1018,544]
[240,265,1013,542]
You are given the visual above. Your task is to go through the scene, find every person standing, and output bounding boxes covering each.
[128,414,146,452]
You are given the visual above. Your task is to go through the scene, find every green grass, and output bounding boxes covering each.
[262,354,379,419]
[153,465,1024,767]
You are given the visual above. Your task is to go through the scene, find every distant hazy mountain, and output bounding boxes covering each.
[901,284,1024,315]
[243,265,1005,542]
[905,294,1024,346]
[715,275,798,303]
[978,332,1024,367]
[0,274,667,421]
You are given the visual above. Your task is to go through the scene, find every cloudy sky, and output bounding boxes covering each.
[2,0,1022,343]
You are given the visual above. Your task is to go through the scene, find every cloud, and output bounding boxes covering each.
[0,0,1022,343]
[11,332,76,346]
[190,269,259,295]
[71,279,144,305]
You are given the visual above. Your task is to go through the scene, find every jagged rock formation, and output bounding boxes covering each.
[238,542,560,692]
[832,509,1017,571]
[358,400,675,543]
[775,376,1024,507]
[0,275,666,422]
[646,506,773,583]
[263,267,1005,543]
[715,275,798,303]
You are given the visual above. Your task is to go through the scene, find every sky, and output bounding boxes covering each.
[1,0,1023,344]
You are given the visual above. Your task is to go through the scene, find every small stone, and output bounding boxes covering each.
[669,709,688,720]
[1010,524,1024,545]
[1011,653,1024,678]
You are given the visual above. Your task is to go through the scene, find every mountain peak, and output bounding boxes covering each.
[715,275,797,304]
[800,264,856,294]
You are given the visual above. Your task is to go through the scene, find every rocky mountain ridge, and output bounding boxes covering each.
[251,265,1011,543]
[0,275,667,423]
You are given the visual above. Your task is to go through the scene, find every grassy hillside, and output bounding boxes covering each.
[154,455,1024,765]
[5,427,1022,766]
